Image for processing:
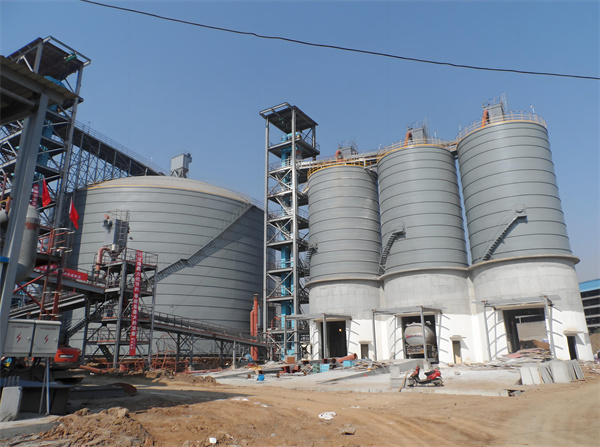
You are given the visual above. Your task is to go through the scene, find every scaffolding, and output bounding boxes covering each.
[259,103,319,360]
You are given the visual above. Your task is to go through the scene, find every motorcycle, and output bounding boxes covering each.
[407,365,443,387]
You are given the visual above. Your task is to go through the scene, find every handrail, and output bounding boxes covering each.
[145,310,269,344]
[457,111,546,141]
[75,120,168,175]
[302,111,546,179]
[306,136,450,179]
[267,207,308,220]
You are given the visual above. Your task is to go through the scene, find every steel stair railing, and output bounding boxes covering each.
[156,203,253,282]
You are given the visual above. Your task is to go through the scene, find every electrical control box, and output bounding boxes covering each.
[4,320,35,356]
[31,320,61,356]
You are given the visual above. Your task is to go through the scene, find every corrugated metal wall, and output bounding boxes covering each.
[457,121,572,263]
[307,165,381,281]
[378,145,468,273]
[70,176,263,330]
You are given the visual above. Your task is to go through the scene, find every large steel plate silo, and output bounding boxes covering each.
[457,119,571,263]
[377,141,470,361]
[378,144,468,273]
[70,176,263,330]
[457,111,591,361]
[306,164,381,358]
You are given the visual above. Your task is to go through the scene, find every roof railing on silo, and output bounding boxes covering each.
[457,111,547,141]
[75,120,168,175]
[305,135,452,178]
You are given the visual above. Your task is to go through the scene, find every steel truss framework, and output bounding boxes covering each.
[260,103,319,360]
[0,37,165,230]
[83,246,159,368]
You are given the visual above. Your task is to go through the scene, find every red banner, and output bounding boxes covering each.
[31,183,39,206]
[129,250,143,356]
[35,264,89,282]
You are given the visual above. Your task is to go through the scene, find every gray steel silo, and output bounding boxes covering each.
[306,164,382,359]
[377,137,470,361]
[70,176,263,330]
[378,145,468,273]
[307,165,381,282]
[457,105,591,362]
[457,118,572,264]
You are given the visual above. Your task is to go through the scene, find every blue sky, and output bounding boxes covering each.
[1,1,598,281]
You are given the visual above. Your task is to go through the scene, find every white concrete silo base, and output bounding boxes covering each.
[471,255,593,361]
[379,269,482,364]
[308,280,380,360]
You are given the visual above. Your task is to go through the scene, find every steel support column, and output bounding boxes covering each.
[372,310,378,361]
[0,93,49,358]
[420,306,429,367]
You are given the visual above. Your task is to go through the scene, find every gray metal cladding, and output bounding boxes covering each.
[307,165,382,281]
[457,121,572,263]
[70,176,263,329]
[378,145,468,272]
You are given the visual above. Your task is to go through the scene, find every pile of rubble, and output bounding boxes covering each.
[488,348,553,367]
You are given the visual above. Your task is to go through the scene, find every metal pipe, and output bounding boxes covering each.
[95,246,110,272]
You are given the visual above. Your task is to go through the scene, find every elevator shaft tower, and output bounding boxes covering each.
[260,104,319,360]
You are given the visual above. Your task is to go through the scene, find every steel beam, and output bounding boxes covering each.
[0,93,49,358]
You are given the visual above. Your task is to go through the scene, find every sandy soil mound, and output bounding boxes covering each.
[43,407,154,446]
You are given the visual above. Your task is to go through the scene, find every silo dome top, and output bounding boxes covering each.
[87,176,256,205]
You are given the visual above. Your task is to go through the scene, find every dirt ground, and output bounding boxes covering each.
[5,365,600,447]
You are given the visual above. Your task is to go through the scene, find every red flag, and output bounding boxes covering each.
[42,178,51,207]
[69,198,79,229]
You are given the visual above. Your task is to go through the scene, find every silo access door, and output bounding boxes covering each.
[503,307,548,353]
[321,321,347,358]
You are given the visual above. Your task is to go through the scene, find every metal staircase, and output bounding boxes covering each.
[98,344,113,363]
[66,298,118,339]
[156,203,253,282]
[379,228,405,274]
[481,206,527,261]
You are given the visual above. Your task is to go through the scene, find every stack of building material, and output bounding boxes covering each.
[520,360,584,385]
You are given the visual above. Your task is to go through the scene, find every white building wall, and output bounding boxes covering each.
[471,256,593,361]
[381,269,473,363]
[306,258,593,362]
[308,280,380,359]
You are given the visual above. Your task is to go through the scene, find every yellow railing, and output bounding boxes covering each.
[305,112,546,179]
[457,111,546,141]
[307,158,377,178]
[306,136,451,178]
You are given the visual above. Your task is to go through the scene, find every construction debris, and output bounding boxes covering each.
[488,348,553,367]
[318,412,336,420]
[520,359,585,385]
